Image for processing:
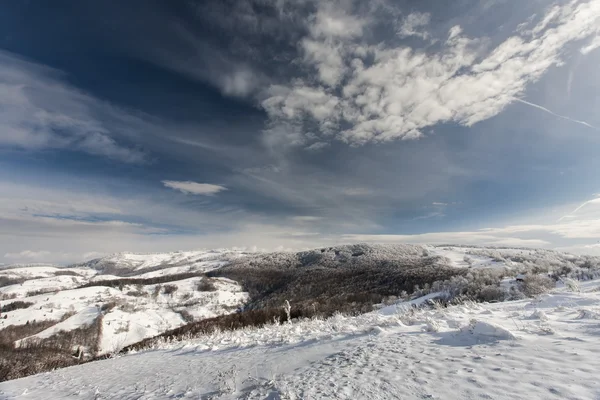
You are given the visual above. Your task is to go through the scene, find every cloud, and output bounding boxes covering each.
[412,211,445,221]
[291,216,323,222]
[162,180,228,195]
[0,50,146,163]
[342,187,372,196]
[260,0,600,146]
[397,12,431,39]
[581,35,600,55]
[305,141,330,152]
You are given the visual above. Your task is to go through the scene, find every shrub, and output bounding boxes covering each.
[197,279,218,292]
[476,285,506,303]
[26,289,58,297]
[1,301,34,313]
[163,284,178,295]
[126,290,145,297]
[100,302,117,313]
[177,310,195,323]
[521,275,555,297]
[0,277,24,287]
[77,272,203,290]
[54,270,81,277]
[563,278,580,292]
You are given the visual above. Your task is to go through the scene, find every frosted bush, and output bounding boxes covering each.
[521,275,555,297]
[563,278,580,293]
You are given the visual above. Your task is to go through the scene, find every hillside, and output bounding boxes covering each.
[1,244,600,383]
[0,250,252,358]
[1,278,599,399]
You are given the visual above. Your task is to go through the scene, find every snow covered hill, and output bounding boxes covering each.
[2,278,600,399]
[0,249,253,356]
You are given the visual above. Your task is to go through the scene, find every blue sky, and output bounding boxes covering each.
[1,0,600,264]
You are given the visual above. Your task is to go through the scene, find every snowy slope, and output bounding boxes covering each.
[2,280,600,399]
[0,249,251,356]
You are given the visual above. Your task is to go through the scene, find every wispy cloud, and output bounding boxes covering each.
[0,51,147,163]
[291,216,323,222]
[305,142,330,152]
[162,180,228,195]
[581,35,600,55]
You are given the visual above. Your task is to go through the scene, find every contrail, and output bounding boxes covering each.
[514,98,598,130]
[557,196,600,222]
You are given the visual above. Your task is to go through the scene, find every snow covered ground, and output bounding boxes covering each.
[2,280,600,399]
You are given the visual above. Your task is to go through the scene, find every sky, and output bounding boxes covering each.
[1,0,600,264]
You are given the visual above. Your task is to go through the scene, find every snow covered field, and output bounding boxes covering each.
[2,279,600,399]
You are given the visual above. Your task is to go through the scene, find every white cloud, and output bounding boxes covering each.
[0,51,146,163]
[162,180,228,195]
[305,141,330,151]
[261,0,600,145]
[397,12,431,39]
[581,35,600,55]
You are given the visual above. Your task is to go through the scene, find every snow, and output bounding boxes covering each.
[2,282,600,399]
